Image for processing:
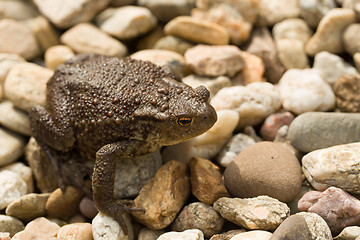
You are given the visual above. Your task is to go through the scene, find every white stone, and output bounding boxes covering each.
[272,18,313,44]
[92,212,133,240]
[44,45,75,70]
[211,82,281,129]
[96,6,157,40]
[0,101,31,136]
[230,230,272,240]
[157,229,204,240]
[313,51,358,85]
[276,39,309,69]
[335,226,360,240]
[0,54,25,83]
[257,0,300,26]
[302,142,360,194]
[278,69,335,115]
[0,0,39,20]
[0,128,25,167]
[297,212,332,239]
[1,162,34,194]
[0,170,27,210]
[4,62,53,112]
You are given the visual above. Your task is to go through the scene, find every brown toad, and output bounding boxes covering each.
[29,54,217,232]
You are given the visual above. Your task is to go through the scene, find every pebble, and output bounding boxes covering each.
[138,228,165,240]
[214,196,290,231]
[164,16,230,45]
[172,202,224,238]
[288,112,360,152]
[184,45,244,77]
[230,230,272,240]
[278,69,335,115]
[305,8,356,56]
[11,217,60,240]
[131,160,190,230]
[45,186,84,221]
[0,54,25,83]
[4,62,53,112]
[154,36,194,55]
[157,229,204,240]
[33,0,110,29]
[298,187,360,234]
[57,223,92,240]
[0,128,25,167]
[189,157,230,205]
[270,212,332,240]
[299,0,337,27]
[313,51,358,85]
[0,215,24,237]
[0,19,40,60]
[79,197,98,220]
[0,170,27,210]
[0,101,31,136]
[334,74,360,113]
[0,232,10,240]
[257,0,300,26]
[96,6,157,40]
[276,39,309,69]
[1,162,33,193]
[182,75,231,99]
[211,82,281,129]
[260,112,294,141]
[209,230,247,240]
[216,133,256,167]
[272,18,313,45]
[232,51,265,86]
[342,0,360,21]
[137,26,164,51]
[44,45,75,70]
[92,212,133,240]
[0,0,39,20]
[334,226,360,240]
[5,193,50,223]
[60,23,127,57]
[224,141,302,202]
[302,142,360,194]
[114,150,162,198]
[343,24,360,55]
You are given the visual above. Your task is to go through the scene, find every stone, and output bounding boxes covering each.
[4,62,53,112]
[138,228,165,240]
[138,0,195,22]
[272,18,313,45]
[0,101,31,136]
[192,4,252,45]
[257,0,300,26]
[44,45,75,70]
[343,0,360,21]
[136,26,164,51]
[355,53,360,72]
[334,74,360,113]
[46,187,84,221]
[164,16,230,45]
[0,128,25,167]
[154,36,194,55]
[0,19,40,60]
[0,232,10,240]
[11,217,60,240]
[334,226,360,240]
[0,170,27,210]
[5,193,50,223]
[60,23,127,57]
[305,8,356,56]
[0,54,25,83]
[185,45,244,77]
[162,110,238,164]
[343,24,360,55]
[214,196,290,231]
[216,133,256,167]
[270,212,332,240]
[260,112,294,141]
[302,142,360,194]
[209,230,247,240]
[230,230,272,240]
[33,0,110,29]
[0,0,39,20]
[299,0,337,27]
[1,162,33,193]
[232,51,265,86]
[157,229,204,240]
[299,187,360,234]
[96,6,157,40]
[189,157,230,205]
[313,51,358,85]
[57,223,92,240]
[211,82,281,129]
[92,212,133,240]
[172,202,224,238]
[79,197,98,220]
[131,160,190,230]
[114,150,162,198]
[182,75,231,99]
[276,39,309,69]
[224,142,302,203]
[288,112,360,152]
[0,215,24,237]
[278,69,335,115]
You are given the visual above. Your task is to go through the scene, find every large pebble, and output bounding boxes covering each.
[0,128,25,167]
[0,215,24,237]
[334,74,360,113]
[278,69,335,115]
[224,142,302,202]
[60,23,127,57]
[302,142,360,194]
[305,8,356,56]
[299,0,337,27]
[257,0,300,26]
[272,18,313,44]
[57,223,92,240]
[232,51,265,86]
[11,217,60,240]
[0,170,27,210]
[182,75,231,99]
[44,45,75,70]
[157,229,204,240]
[92,212,133,240]
[343,23,360,55]
[335,226,360,240]
[288,112,360,152]
[0,54,25,83]
[230,230,272,240]
[211,82,281,129]
[1,162,33,193]
[164,16,229,45]
[4,62,53,112]
[276,39,309,69]
[0,101,31,136]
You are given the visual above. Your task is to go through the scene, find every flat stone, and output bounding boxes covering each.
[96,6,157,40]
[57,223,92,240]
[232,51,265,86]
[4,62,53,112]
[131,160,190,230]
[92,212,133,240]
[182,75,231,99]
[0,0,39,20]
[60,23,127,57]
[224,142,302,203]
[0,215,24,237]
[288,112,360,152]
[154,36,195,55]
[11,217,60,240]
[343,23,360,55]
[257,0,300,26]
[138,227,165,240]
[1,162,33,194]
[305,8,356,56]
[0,128,25,167]
[0,101,31,136]
[230,230,272,240]
[299,0,337,27]
[164,16,230,45]
[0,54,25,83]
[0,170,27,210]
[334,226,360,240]
[276,39,309,69]
[273,18,313,44]
[157,229,204,240]
[334,74,360,113]
[44,45,75,70]
[278,69,335,115]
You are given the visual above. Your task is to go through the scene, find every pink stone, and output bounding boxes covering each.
[260,112,294,141]
[298,186,360,234]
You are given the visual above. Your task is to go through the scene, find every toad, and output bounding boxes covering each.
[29,54,217,232]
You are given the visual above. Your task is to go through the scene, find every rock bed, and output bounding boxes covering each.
[1,0,360,239]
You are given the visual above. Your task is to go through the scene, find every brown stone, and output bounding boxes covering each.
[334,74,360,113]
[232,51,265,86]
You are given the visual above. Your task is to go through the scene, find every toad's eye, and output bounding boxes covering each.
[177,117,192,127]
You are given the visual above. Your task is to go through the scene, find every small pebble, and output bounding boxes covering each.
[343,23,360,55]
[0,0,39,20]
[232,51,265,86]
[154,36,195,55]
[257,0,300,26]
[79,197,98,220]
[0,128,25,167]
[299,0,337,27]
[230,230,272,240]
[11,217,59,240]
[182,75,231,99]
[334,226,360,240]
[157,229,204,240]
[0,215,24,237]
[44,45,75,70]
[1,162,33,193]
[260,112,294,141]
[272,18,313,45]
[334,74,360,113]
[27,16,60,52]
[0,170,27,210]
[0,232,10,240]
[92,212,133,240]
[0,101,31,136]
[138,227,165,240]
[209,230,247,240]
[276,39,309,69]
[0,53,25,83]
[57,223,92,240]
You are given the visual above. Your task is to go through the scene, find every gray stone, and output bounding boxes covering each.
[182,75,231,99]
[299,0,337,28]
[0,215,24,237]
[334,226,360,240]
[0,101,31,136]
[0,128,25,167]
